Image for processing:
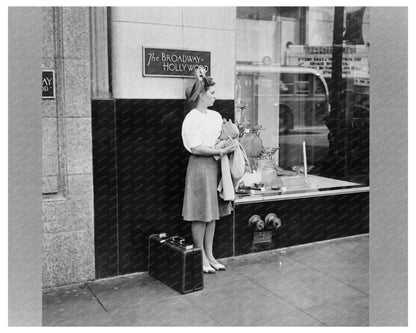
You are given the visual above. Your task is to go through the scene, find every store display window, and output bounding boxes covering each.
[235,7,370,194]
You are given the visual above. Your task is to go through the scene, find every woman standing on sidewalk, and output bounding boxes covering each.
[182,67,236,274]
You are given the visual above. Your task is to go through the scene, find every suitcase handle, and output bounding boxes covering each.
[160,236,186,244]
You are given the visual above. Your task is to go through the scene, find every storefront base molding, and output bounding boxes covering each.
[229,191,369,256]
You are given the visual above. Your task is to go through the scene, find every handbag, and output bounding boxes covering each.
[230,141,250,180]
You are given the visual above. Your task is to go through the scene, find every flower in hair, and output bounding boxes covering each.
[195,66,207,81]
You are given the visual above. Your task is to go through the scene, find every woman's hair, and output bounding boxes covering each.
[185,67,215,110]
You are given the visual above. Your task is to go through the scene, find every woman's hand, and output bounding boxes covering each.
[223,138,234,147]
[216,138,235,149]
[222,140,237,154]
[191,139,237,158]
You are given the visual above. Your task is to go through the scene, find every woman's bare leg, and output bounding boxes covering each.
[204,221,226,270]
[192,221,210,267]
[204,220,222,265]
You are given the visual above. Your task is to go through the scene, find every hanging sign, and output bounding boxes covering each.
[42,70,55,99]
[287,45,369,86]
[143,47,211,78]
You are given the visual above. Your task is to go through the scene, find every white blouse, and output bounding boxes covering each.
[181,109,222,153]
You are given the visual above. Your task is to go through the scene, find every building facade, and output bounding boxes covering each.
[42,7,370,287]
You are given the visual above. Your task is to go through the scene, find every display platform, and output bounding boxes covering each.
[235,174,368,203]
[213,175,369,257]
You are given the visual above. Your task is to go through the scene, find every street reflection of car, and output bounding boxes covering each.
[236,64,331,173]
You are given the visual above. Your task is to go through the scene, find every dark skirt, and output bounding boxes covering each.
[182,155,233,222]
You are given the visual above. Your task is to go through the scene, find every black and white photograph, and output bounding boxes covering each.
[7,3,410,328]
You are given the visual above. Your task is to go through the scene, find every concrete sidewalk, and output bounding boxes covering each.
[42,234,369,326]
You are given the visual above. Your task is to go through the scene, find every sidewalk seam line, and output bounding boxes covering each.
[241,274,328,326]
[185,296,223,326]
[285,254,369,296]
[87,285,120,326]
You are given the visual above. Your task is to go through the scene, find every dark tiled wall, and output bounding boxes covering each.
[115,99,189,274]
[91,100,118,278]
[234,192,369,256]
[92,98,368,278]
[92,99,235,278]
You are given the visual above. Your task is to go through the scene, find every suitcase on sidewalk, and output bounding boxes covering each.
[148,233,204,294]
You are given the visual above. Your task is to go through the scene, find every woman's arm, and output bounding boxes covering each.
[191,141,236,158]
[191,146,225,157]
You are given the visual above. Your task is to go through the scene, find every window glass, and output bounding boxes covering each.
[235,6,370,189]
[237,7,279,21]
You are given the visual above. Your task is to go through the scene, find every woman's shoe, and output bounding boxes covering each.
[203,265,216,274]
[209,261,226,271]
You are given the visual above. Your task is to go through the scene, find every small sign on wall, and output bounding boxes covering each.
[42,70,55,99]
[253,231,273,244]
[143,47,211,78]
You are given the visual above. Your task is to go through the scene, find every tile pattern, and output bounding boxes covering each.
[43,235,369,326]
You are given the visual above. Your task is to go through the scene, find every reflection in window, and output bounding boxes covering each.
[235,6,370,185]
[236,66,330,174]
